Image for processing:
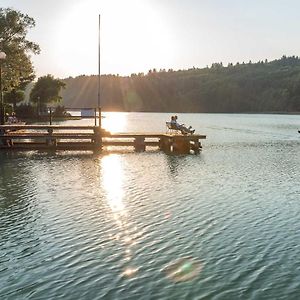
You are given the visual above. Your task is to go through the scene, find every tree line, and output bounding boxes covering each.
[61,56,300,113]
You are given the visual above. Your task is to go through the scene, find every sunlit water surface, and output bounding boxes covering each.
[0,113,299,299]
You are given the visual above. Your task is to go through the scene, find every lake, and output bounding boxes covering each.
[0,113,299,299]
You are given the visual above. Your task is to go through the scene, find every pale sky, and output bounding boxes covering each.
[2,0,300,78]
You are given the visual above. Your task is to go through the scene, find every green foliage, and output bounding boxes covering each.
[60,56,300,112]
[3,89,24,110]
[0,8,40,92]
[15,103,36,118]
[3,102,13,115]
[53,105,71,117]
[30,75,66,106]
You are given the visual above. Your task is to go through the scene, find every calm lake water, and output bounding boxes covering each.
[0,113,299,299]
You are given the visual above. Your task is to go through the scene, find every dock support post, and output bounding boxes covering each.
[172,137,190,154]
[191,138,201,154]
[0,128,4,146]
[46,128,57,147]
[94,127,102,149]
[134,137,145,152]
[0,128,11,146]
[94,108,97,126]
[159,136,172,153]
[49,108,52,125]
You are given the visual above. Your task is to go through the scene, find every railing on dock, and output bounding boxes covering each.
[0,125,206,154]
[0,125,103,150]
[20,107,102,126]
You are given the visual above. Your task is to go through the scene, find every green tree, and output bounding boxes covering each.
[0,8,40,92]
[30,75,66,109]
[3,88,24,110]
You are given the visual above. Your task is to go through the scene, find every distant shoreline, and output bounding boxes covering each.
[78,111,300,115]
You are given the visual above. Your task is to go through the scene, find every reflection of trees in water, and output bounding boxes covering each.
[165,155,180,177]
[165,155,192,178]
[165,154,205,183]
[0,152,42,266]
[0,153,36,212]
[0,152,105,275]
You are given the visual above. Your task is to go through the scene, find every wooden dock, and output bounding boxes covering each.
[0,125,206,154]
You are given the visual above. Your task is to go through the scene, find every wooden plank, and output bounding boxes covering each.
[0,142,98,151]
[106,133,206,139]
[0,125,98,130]
[6,132,95,136]
[164,134,206,139]
[2,135,206,140]
[0,125,206,139]
[102,141,159,146]
[105,133,164,138]
[0,135,96,139]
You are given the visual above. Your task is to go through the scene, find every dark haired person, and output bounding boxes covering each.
[173,115,195,134]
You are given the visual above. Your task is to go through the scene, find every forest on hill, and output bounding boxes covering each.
[60,56,300,112]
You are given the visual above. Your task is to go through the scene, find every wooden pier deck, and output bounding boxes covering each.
[0,125,206,154]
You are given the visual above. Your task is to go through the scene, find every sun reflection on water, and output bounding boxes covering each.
[101,154,140,277]
[101,154,125,214]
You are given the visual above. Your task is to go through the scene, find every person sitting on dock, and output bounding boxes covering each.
[7,114,14,124]
[6,113,19,124]
[11,113,18,123]
[170,115,178,128]
[172,115,195,135]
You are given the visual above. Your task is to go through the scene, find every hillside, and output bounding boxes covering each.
[60,56,300,112]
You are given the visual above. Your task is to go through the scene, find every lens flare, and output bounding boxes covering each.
[163,257,203,282]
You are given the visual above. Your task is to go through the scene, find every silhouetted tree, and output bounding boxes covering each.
[3,89,24,111]
[51,56,300,113]
[30,75,66,109]
[0,8,40,92]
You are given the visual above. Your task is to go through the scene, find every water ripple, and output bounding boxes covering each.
[1,114,300,299]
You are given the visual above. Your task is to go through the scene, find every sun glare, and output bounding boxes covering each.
[102,112,127,133]
[55,0,176,76]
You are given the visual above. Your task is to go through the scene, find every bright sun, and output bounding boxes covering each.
[55,0,176,76]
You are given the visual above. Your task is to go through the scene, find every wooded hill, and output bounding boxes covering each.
[60,56,300,112]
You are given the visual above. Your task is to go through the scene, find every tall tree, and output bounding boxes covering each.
[30,75,66,108]
[4,88,24,110]
[0,8,40,92]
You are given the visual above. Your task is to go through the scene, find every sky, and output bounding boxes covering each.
[2,0,300,78]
